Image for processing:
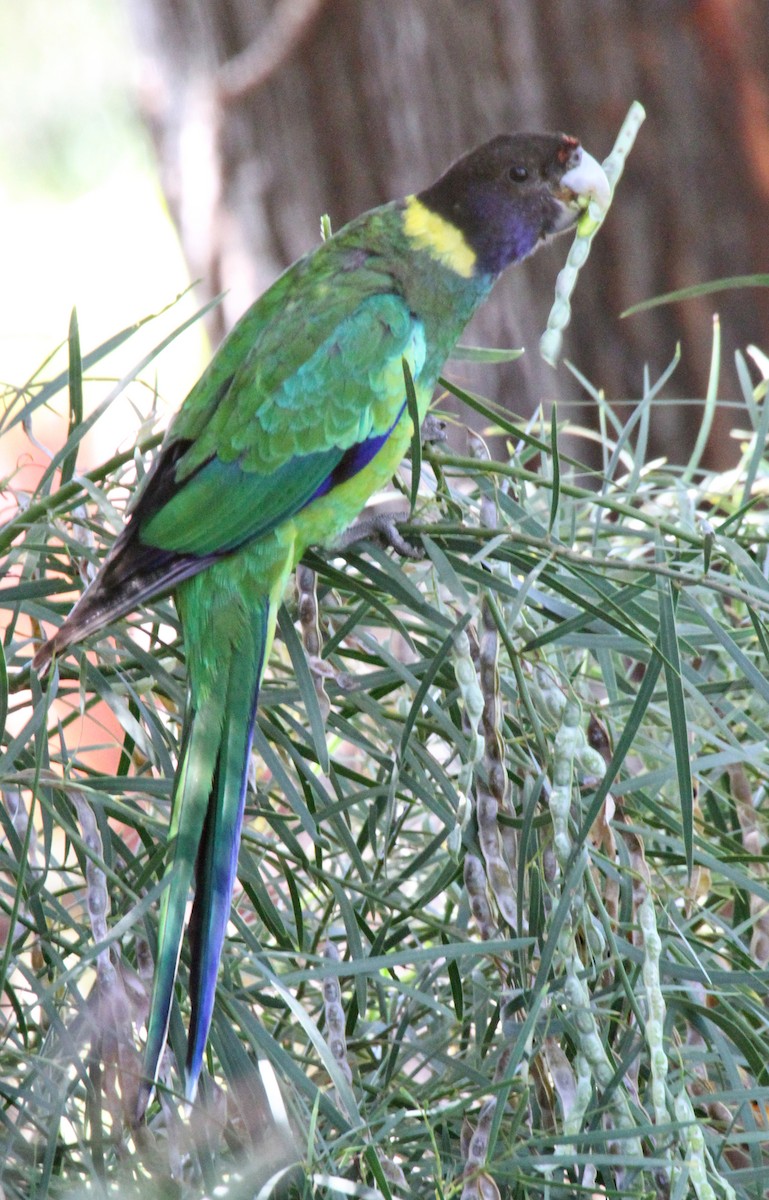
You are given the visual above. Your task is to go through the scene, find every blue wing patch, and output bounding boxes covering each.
[141,406,407,560]
[306,400,406,505]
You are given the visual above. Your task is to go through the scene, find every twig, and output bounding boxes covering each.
[218,0,327,104]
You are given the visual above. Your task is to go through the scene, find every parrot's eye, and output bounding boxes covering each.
[508,164,529,182]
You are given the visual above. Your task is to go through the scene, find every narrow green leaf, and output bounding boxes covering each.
[421,533,473,608]
[681,314,720,485]
[277,603,330,774]
[740,369,769,507]
[748,606,769,673]
[549,402,560,535]
[398,614,471,762]
[0,639,7,739]
[449,343,524,363]
[622,273,769,317]
[686,594,769,706]
[251,722,322,845]
[656,555,693,874]
[282,861,305,949]
[403,355,421,516]
[735,347,761,429]
[36,295,223,498]
[60,308,84,486]
[1,288,213,435]
[486,984,548,1158]
[363,1145,393,1199]
[447,954,463,1021]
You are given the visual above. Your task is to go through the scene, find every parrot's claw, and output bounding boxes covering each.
[421,414,448,445]
[338,511,423,560]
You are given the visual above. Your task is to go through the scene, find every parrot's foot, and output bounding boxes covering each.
[421,414,448,445]
[338,511,423,560]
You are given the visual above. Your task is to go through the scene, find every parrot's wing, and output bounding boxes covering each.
[139,290,425,556]
[33,288,425,666]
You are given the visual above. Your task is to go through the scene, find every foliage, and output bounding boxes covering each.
[1,308,768,1199]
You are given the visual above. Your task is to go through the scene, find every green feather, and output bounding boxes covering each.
[137,690,221,1115]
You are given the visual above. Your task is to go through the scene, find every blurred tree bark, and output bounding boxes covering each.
[126,0,769,468]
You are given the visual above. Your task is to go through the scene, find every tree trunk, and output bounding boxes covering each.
[127,0,769,468]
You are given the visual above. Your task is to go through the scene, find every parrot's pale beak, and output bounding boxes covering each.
[560,148,611,213]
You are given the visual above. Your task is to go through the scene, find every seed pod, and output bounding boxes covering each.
[322,941,352,1084]
[297,562,331,720]
[540,101,646,366]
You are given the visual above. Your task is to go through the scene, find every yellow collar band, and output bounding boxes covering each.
[402,196,477,278]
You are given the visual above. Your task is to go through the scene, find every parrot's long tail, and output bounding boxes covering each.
[136,592,271,1120]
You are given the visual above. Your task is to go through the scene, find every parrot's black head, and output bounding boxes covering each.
[416,133,609,276]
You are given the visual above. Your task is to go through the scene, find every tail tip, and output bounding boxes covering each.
[132,1063,200,1124]
[31,640,55,677]
[184,1071,200,1107]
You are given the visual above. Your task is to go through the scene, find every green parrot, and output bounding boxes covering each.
[33,132,609,1115]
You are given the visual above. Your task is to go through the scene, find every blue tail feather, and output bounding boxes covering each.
[136,596,268,1119]
[184,602,266,1100]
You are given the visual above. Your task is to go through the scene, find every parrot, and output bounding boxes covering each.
[32,132,610,1117]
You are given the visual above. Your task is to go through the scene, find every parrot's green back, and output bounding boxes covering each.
[32,132,609,1116]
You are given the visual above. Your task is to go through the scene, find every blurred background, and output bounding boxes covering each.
[3,0,769,473]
